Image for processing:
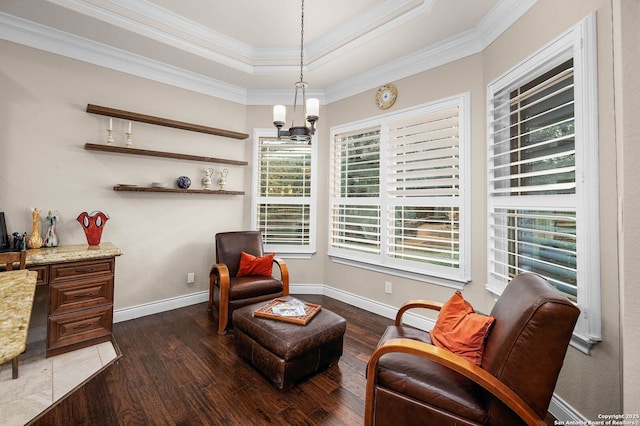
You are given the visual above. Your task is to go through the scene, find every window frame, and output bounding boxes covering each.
[329,93,471,286]
[486,14,600,352]
[251,129,318,257]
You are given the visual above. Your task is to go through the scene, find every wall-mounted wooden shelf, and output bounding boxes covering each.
[86,104,249,140]
[84,143,248,166]
[113,185,244,195]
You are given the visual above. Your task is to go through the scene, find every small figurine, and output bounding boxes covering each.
[44,210,59,247]
[12,232,21,251]
[202,168,214,189]
[218,168,228,190]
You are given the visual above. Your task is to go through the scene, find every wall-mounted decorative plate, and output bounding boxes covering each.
[375,83,398,109]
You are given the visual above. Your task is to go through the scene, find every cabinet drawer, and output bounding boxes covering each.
[49,258,114,283]
[49,276,114,315]
[28,265,49,285]
[47,305,113,351]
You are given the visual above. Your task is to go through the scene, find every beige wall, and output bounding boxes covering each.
[1,0,636,419]
[0,41,249,325]
[320,0,624,420]
[614,0,640,414]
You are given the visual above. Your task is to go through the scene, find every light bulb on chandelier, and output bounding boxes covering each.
[272,0,319,143]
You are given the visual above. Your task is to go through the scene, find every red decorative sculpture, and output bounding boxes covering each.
[77,211,109,246]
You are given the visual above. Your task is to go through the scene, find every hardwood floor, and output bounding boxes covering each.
[30,295,389,425]
[30,294,558,425]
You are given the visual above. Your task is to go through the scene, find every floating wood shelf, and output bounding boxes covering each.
[86,104,249,140]
[113,185,244,195]
[84,143,248,166]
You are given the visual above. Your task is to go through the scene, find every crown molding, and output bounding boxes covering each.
[0,12,248,104]
[1,0,537,106]
[322,0,537,103]
[47,0,254,71]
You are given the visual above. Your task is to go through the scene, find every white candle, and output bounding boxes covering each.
[109,118,113,130]
[128,121,132,133]
[273,105,286,123]
[306,98,320,117]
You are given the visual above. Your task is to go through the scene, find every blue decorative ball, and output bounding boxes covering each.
[177,176,191,189]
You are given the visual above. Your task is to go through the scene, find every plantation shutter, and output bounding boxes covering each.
[488,59,578,300]
[386,106,461,269]
[256,138,312,247]
[330,128,381,254]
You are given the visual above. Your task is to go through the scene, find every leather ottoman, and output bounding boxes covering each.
[232,298,347,390]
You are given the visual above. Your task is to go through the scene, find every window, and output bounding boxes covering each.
[487,15,600,352]
[329,94,470,284]
[251,130,317,255]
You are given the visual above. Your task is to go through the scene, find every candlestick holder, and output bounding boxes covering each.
[125,131,133,147]
[106,129,115,145]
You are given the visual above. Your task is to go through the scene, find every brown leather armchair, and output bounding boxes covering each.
[365,273,580,425]
[208,231,289,334]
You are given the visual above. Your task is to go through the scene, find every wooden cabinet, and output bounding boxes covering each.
[44,258,116,357]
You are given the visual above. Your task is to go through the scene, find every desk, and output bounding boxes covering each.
[0,270,37,378]
[24,243,122,357]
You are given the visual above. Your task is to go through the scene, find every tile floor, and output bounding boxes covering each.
[0,340,118,426]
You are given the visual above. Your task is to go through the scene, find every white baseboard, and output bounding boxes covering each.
[113,290,209,323]
[27,283,582,422]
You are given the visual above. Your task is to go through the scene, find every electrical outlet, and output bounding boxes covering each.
[384,281,392,294]
[187,272,195,284]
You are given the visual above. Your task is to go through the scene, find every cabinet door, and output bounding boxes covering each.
[49,276,114,315]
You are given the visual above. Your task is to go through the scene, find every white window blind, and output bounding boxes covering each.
[329,94,470,283]
[252,134,316,253]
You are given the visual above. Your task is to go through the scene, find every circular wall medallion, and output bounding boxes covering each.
[375,83,398,109]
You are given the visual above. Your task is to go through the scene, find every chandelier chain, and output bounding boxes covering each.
[299,0,304,83]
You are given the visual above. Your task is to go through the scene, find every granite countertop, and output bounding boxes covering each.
[0,270,38,364]
[25,242,123,266]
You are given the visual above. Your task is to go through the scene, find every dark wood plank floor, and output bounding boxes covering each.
[30,294,558,425]
[30,295,389,425]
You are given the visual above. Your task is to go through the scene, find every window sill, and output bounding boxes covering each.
[486,283,600,355]
[329,255,468,290]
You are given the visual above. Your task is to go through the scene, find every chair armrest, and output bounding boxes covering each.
[273,257,289,296]
[209,263,230,288]
[395,299,443,326]
[209,263,231,334]
[364,338,545,426]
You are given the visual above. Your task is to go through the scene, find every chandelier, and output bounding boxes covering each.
[272,0,319,143]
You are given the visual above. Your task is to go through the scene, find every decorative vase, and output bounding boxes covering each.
[43,211,59,247]
[202,168,214,189]
[218,168,228,190]
[177,176,191,189]
[77,211,109,246]
[27,208,43,249]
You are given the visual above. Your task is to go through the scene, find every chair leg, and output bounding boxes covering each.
[12,357,19,379]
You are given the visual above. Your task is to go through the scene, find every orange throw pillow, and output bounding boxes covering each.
[236,252,275,277]
[430,291,495,365]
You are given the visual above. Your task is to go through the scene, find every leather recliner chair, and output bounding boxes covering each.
[365,273,580,425]
[208,231,289,334]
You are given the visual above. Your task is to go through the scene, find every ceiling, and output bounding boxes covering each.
[0,0,536,104]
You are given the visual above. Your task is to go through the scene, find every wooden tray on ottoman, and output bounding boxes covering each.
[253,298,321,325]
